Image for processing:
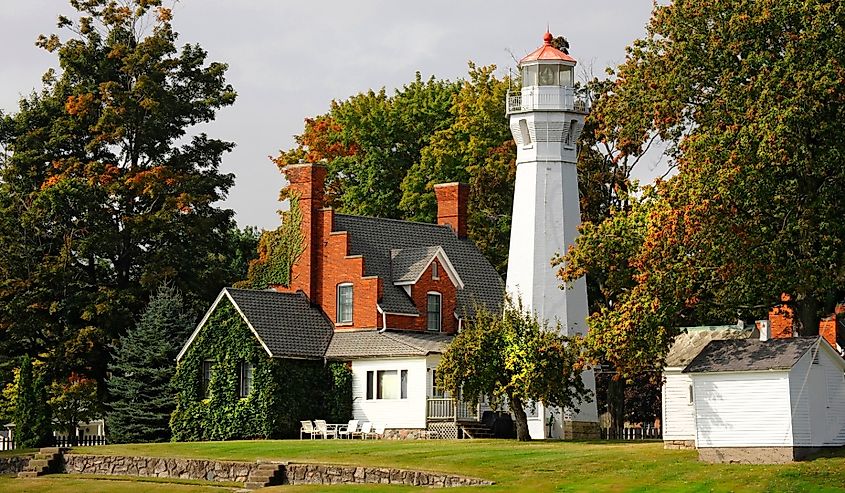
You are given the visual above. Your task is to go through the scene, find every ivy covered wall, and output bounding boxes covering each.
[170,300,351,440]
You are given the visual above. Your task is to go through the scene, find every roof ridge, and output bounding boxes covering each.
[335,213,451,230]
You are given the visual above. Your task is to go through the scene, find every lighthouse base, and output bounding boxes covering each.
[526,403,600,440]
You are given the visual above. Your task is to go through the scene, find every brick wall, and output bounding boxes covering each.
[385,257,458,333]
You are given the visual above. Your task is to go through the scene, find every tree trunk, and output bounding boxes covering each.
[509,395,531,441]
[796,296,821,337]
[607,376,625,429]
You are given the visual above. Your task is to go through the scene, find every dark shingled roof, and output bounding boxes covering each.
[226,288,334,358]
[683,337,821,374]
[665,326,753,368]
[325,330,454,359]
[333,214,503,317]
[391,247,441,285]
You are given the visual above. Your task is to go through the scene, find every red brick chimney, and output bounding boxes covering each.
[281,163,327,300]
[434,182,468,238]
[768,294,795,339]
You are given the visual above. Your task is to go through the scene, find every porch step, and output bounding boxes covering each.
[459,422,495,439]
[245,463,285,489]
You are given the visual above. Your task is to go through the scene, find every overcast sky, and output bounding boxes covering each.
[1,1,661,230]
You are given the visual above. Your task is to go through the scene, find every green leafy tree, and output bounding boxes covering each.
[560,0,845,377]
[400,64,516,274]
[275,73,459,216]
[236,196,304,289]
[437,298,590,441]
[13,356,52,448]
[0,0,238,383]
[49,373,98,446]
[107,285,194,443]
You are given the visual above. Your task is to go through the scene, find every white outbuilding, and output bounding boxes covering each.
[683,336,845,463]
[661,325,751,449]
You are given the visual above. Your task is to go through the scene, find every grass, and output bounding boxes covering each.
[0,448,36,458]
[12,439,839,492]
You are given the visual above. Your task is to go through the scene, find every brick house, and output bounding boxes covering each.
[177,162,504,438]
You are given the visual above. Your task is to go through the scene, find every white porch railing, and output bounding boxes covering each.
[506,86,588,114]
[426,398,480,421]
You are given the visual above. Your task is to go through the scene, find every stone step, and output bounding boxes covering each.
[27,459,53,469]
[38,447,61,455]
[34,453,58,460]
[244,481,271,489]
[17,471,42,478]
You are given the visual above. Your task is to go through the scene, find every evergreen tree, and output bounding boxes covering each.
[13,356,51,448]
[107,285,194,443]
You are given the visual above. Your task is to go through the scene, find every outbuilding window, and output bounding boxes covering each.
[688,384,694,405]
[238,362,254,398]
[201,360,214,398]
[336,283,353,324]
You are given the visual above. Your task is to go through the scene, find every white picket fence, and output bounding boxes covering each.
[601,425,662,440]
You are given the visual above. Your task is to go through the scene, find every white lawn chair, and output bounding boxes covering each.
[357,421,372,439]
[300,420,317,439]
[337,419,359,439]
[314,419,337,439]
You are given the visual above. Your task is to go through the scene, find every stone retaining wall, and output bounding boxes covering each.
[285,463,492,487]
[380,429,429,440]
[63,454,258,483]
[663,440,696,450]
[63,454,492,487]
[0,455,33,475]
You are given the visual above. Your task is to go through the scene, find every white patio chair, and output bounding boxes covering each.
[357,421,372,439]
[337,419,358,439]
[314,419,337,439]
[300,420,317,439]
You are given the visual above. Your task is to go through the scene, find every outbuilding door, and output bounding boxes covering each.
[809,368,828,446]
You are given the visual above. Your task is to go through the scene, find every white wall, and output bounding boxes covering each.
[789,346,845,447]
[662,369,696,441]
[693,371,792,447]
[351,357,428,429]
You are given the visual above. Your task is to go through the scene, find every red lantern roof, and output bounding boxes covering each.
[519,31,577,65]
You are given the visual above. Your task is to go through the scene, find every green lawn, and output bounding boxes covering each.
[2,440,845,492]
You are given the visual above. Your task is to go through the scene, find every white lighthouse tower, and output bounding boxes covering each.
[505,32,599,439]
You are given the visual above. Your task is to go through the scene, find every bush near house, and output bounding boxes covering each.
[170,302,350,440]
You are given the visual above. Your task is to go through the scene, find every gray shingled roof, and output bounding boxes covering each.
[683,337,821,373]
[665,326,752,368]
[325,330,454,359]
[391,247,441,284]
[333,214,503,318]
[226,288,334,358]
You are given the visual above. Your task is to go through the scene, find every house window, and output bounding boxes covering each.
[431,369,445,398]
[337,283,353,323]
[201,360,214,398]
[366,369,406,400]
[238,362,254,398]
[400,370,408,399]
[427,292,442,332]
[432,261,439,280]
[377,370,399,399]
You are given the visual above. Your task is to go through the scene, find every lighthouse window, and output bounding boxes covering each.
[522,65,537,87]
[538,65,558,86]
[519,119,532,145]
[560,66,573,87]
